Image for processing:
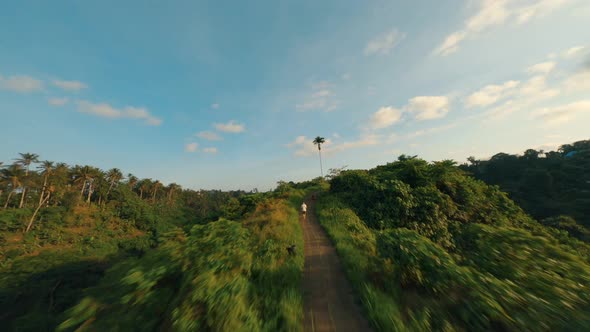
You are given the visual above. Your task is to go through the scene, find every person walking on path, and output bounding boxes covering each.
[301,202,307,220]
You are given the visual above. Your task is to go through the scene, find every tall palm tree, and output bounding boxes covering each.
[105,168,124,199]
[138,179,151,200]
[51,163,69,206]
[313,136,326,177]
[127,174,138,191]
[1,164,25,209]
[151,180,162,203]
[72,165,94,200]
[166,183,181,204]
[86,167,103,204]
[14,153,39,208]
[37,161,54,206]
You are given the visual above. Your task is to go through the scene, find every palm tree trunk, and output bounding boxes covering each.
[152,189,157,203]
[3,191,14,209]
[39,174,48,206]
[140,189,143,199]
[86,183,93,203]
[25,192,50,233]
[318,149,324,177]
[79,181,86,199]
[19,187,26,208]
[106,181,115,201]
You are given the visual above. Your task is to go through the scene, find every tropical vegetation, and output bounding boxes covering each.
[0,153,308,331]
[316,150,590,331]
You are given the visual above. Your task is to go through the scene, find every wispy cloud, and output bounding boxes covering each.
[288,134,378,157]
[406,96,450,120]
[53,79,87,91]
[76,100,162,125]
[465,80,520,108]
[435,0,573,56]
[532,100,590,125]
[485,75,559,119]
[0,75,43,93]
[561,45,585,58]
[364,29,405,56]
[403,122,460,140]
[563,70,590,93]
[211,103,220,109]
[48,97,69,106]
[370,106,403,129]
[185,142,198,153]
[527,61,556,74]
[203,147,218,154]
[196,131,222,140]
[296,81,338,112]
[214,120,245,133]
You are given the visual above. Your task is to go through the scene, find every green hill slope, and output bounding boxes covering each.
[316,156,590,331]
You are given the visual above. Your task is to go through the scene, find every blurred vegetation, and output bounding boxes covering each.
[460,139,590,234]
[317,154,590,331]
[0,153,309,331]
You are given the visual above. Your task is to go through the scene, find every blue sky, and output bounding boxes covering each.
[1,0,589,190]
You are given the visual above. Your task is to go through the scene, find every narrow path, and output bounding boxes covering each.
[301,197,373,332]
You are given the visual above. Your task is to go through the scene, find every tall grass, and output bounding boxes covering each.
[316,194,590,331]
[57,195,305,331]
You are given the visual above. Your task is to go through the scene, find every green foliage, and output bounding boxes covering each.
[461,139,590,229]
[58,198,304,332]
[317,156,590,331]
[541,215,590,242]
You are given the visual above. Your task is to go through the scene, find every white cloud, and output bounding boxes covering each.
[403,122,459,140]
[465,80,520,108]
[288,136,327,157]
[370,106,403,129]
[211,103,220,109]
[435,31,468,56]
[485,75,560,119]
[563,70,590,93]
[288,134,378,157]
[533,100,590,125]
[519,75,559,98]
[0,75,43,92]
[364,29,405,56]
[196,131,222,140]
[185,142,198,153]
[341,73,351,80]
[330,134,380,152]
[53,79,87,91]
[561,45,585,58]
[48,97,69,106]
[296,81,338,112]
[435,0,573,56]
[527,61,556,74]
[76,100,162,125]
[484,75,561,119]
[214,120,245,133]
[406,96,450,120]
[516,0,571,24]
[203,147,218,154]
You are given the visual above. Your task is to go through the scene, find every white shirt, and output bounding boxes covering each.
[301,203,307,212]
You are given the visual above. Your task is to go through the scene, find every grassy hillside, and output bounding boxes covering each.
[316,156,590,331]
[460,139,590,236]
[0,153,314,331]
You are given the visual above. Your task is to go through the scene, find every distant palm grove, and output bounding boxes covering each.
[1,139,589,331]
